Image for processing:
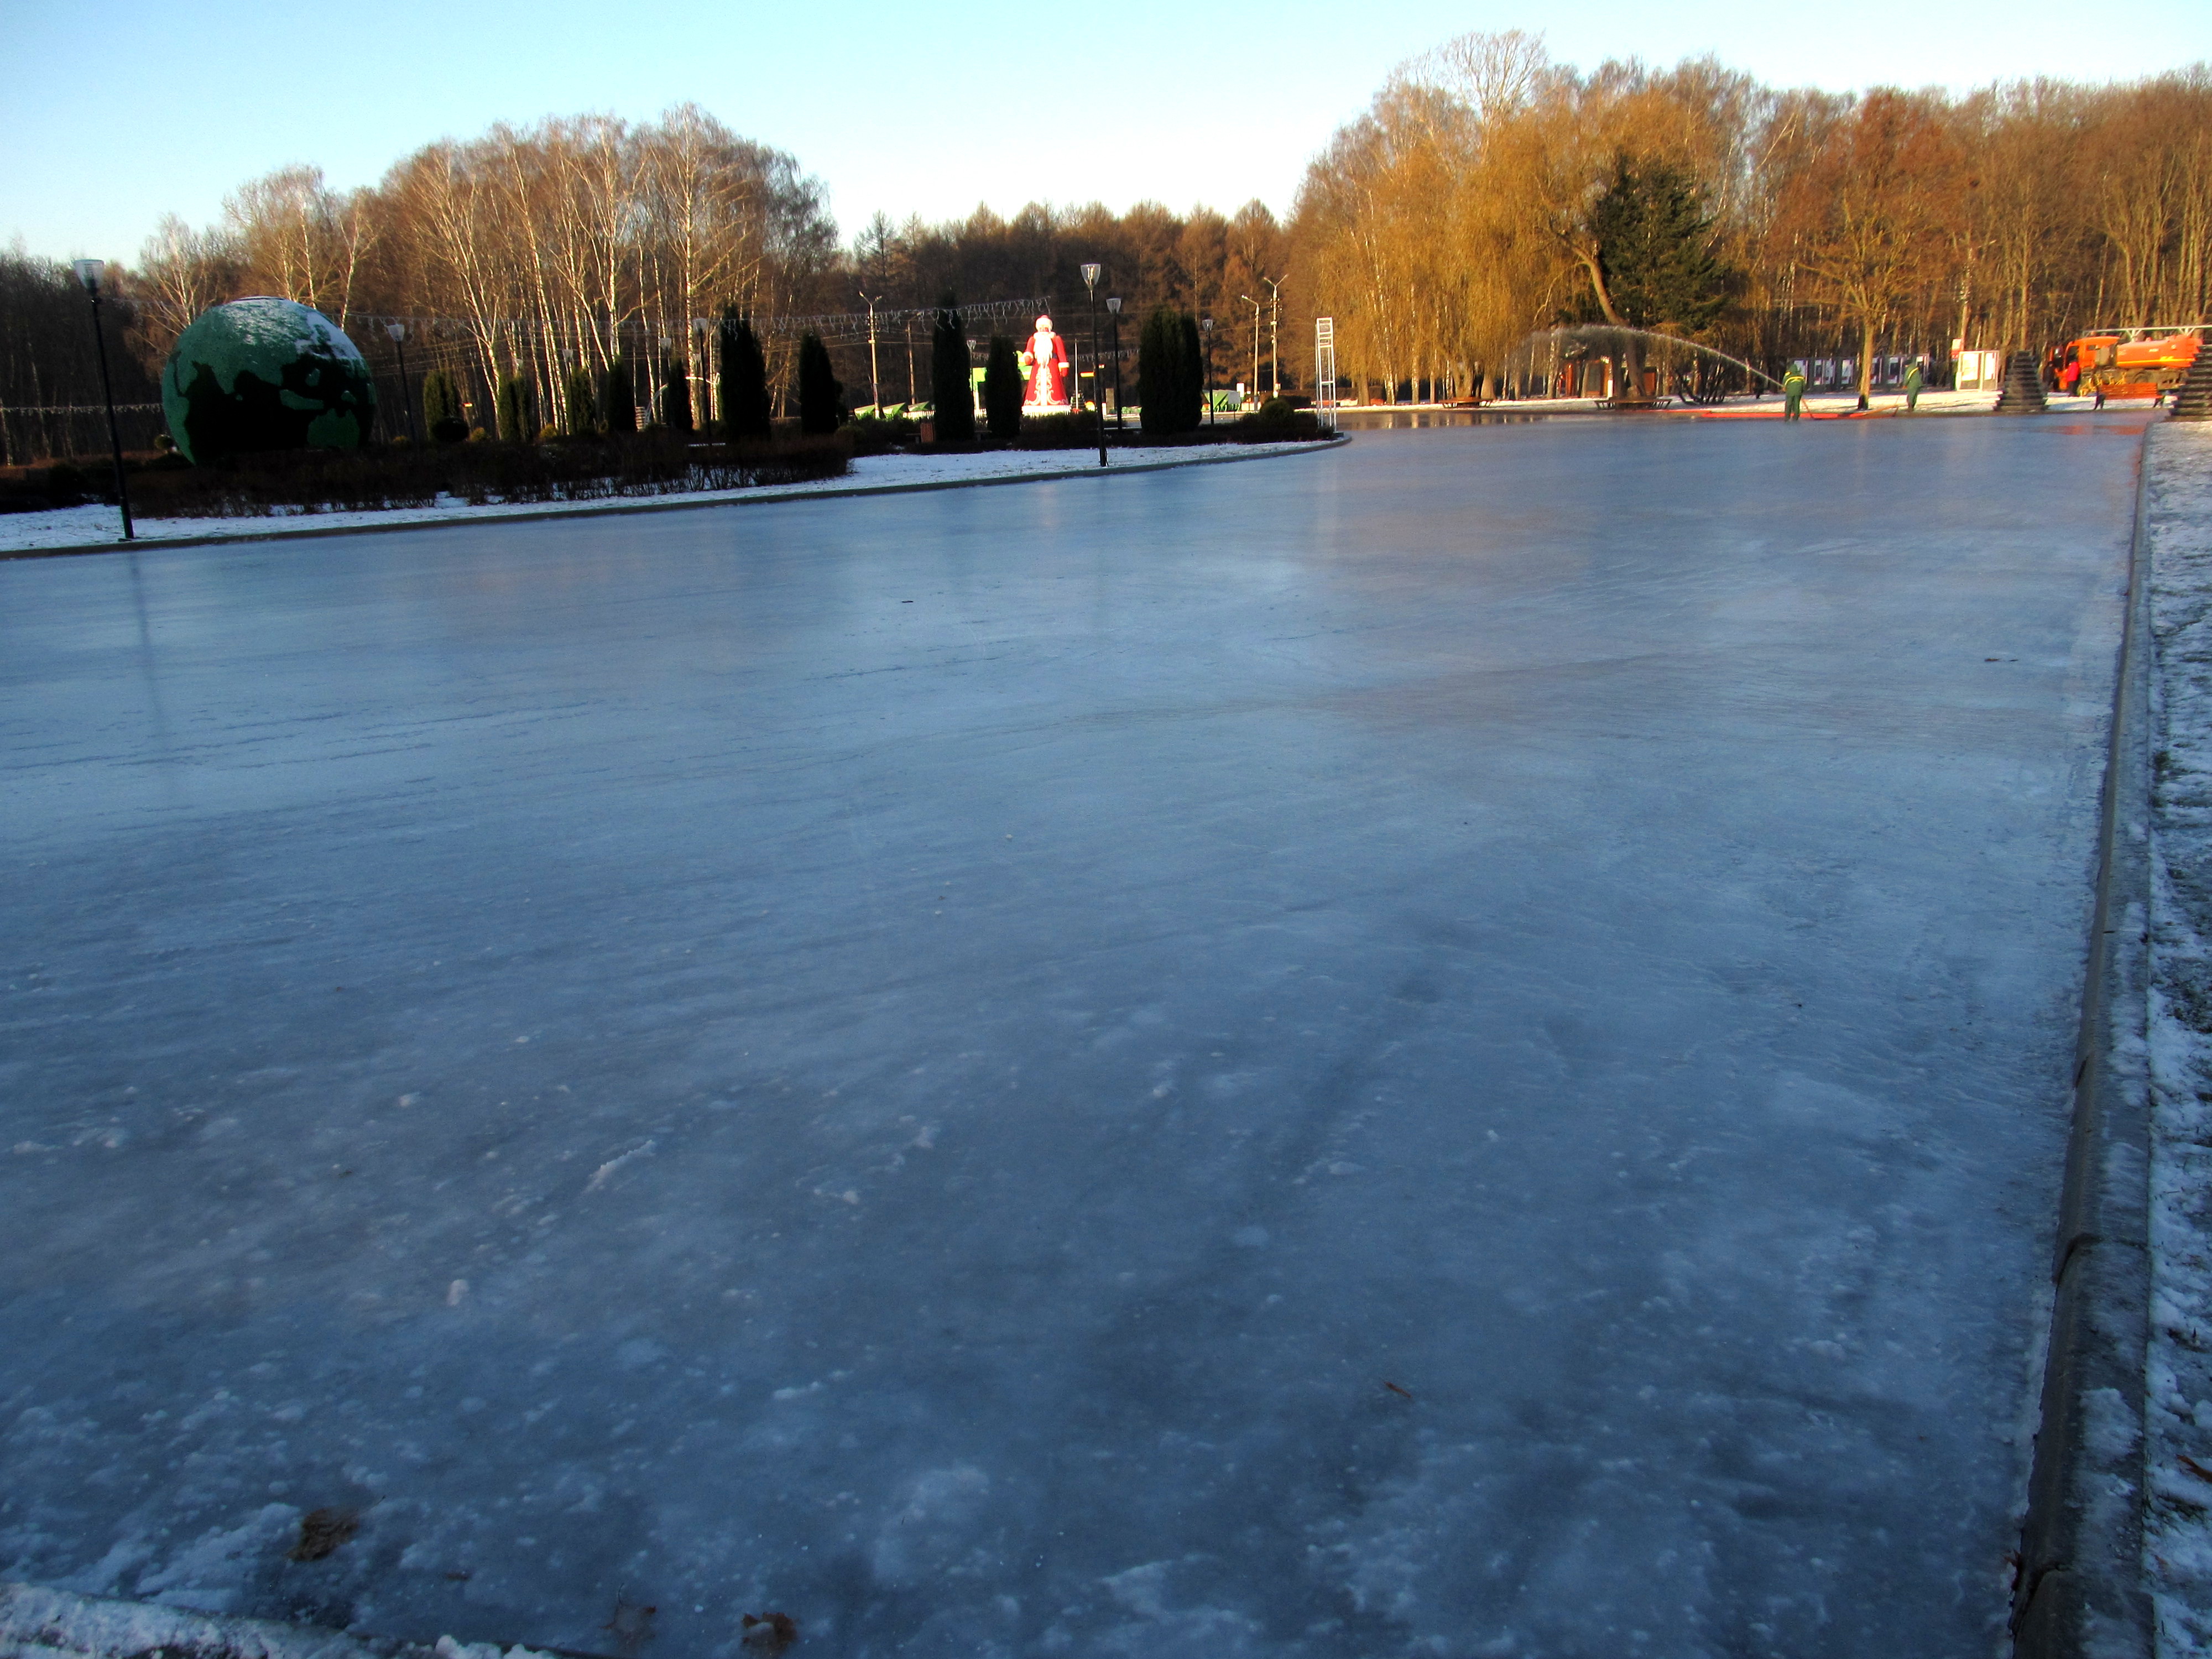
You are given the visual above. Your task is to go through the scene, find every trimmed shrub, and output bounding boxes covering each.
[564,366,598,437]
[495,374,537,444]
[422,369,467,444]
[717,307,771,441]
[1177,314,1206,430]
[983,336,1024,440]
[796,333,843,436]
[661,354,693,435]
[604,355,637,434]
[1139,306,1205,435]
[930,296,974,444]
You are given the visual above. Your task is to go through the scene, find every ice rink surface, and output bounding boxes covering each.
[0,417,2154,1656]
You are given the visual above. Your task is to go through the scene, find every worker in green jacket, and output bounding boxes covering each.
[1782,366,1807,421]
[1904,361,1925,413]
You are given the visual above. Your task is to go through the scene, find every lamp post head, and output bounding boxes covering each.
[385,322,406,342]
[1105,296,1121,315]
[1201,315,1213,333]
[72,258,104,294]
[1080,262,1102,295]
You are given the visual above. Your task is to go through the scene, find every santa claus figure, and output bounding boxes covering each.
[1022,316,1069,408]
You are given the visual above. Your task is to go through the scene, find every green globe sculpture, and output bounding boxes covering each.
[160,296,378,465]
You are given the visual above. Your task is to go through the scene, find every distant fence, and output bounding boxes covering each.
[1,404,167,466]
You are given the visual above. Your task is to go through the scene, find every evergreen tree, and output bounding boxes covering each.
[564,365,598,436]
[495,373,536,443]
[717,306,771,441]
[1138,307,1180,435]
[1177,314,1205,430]
[603,354,637,434]
[930,295,974,443]
[1140,307,1206,435]
[661,353,693,434]
[795,332,843,435]
[983,335,1024,439]
[422,368,467,444]
[1591,154,1730,335]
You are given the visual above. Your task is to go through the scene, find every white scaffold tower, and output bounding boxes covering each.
[1314,317,1338,430]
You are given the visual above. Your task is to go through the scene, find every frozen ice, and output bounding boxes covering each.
[0,415,2154,1655]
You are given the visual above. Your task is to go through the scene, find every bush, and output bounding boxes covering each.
[796,332,843,436]
[496,374,537,444]
[983,335,1024,440]
[717,307,771,442]
[1235,398,1324,440]
[1139,306,1206,436]
[603,356,638,435]
[661,353,693,434]
[119,430,852,519]
[930,296,974,444]
[422,370,467,444]
[564,366,598,437]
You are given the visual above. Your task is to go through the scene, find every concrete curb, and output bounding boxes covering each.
[0,435,1349,563]
[0,1581,569,1659]
[2011,432,2157,1657]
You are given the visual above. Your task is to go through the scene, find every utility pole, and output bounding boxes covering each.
[859,290,884,413]
[1262,274,1285,399]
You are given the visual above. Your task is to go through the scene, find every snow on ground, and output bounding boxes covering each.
[0,1578,554,1659]
[2143,419,2212,1653]
[0,440,1326,556]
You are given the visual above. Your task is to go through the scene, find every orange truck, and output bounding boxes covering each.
[2055,325,2201,398]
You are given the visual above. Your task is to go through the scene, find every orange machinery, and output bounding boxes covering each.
[2056,325,2201,398]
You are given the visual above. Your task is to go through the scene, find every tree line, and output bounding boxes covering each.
[5,45,2208,462]
[1285,33,2212,404]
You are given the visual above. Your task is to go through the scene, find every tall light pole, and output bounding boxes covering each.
[1239,293,1261,406]
[1105,296,1123,432]
[1262,274,1285,400]
[71,259,133,542]
[385,322,419,443]
[1081,262,1106,467]
[860,290,885,414]
[1201,314,1214,425]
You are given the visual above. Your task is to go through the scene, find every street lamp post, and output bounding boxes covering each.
[385,322,419,443]
[1200,315,1214,425]
[1081,262,1105,467]
[1239,294,1262,406]
[1105,296,1123,432]
[1262,274,1285,400]
[71,259,133,542]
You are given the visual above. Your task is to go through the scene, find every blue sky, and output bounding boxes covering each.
[4,0,2207,265]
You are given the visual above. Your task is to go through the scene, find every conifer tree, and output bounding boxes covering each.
[564,365,598,436]
[983,335,1024,439]
[795,332,843,435]
[495,373,536,443]
[930,295,974,442]
[1138,307,1179,435]
[1140,307,1206,435]
[603,354,637,434]
[422,368,467,444]
[1177,314,1205,430]
[1591,154,1730,335]
[717,306,771,441]
[661,353,693,434]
